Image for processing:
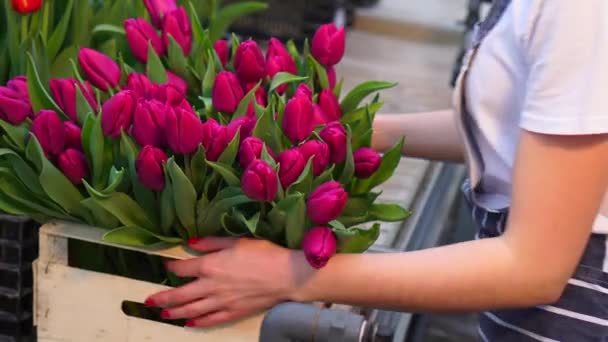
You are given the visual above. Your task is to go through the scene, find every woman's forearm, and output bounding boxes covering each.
[373,110,464,162]
[290,237,561,313]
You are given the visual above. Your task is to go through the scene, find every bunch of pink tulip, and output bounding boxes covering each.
[0,0,408,269]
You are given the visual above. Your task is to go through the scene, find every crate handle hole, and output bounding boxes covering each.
[121,300,186,327]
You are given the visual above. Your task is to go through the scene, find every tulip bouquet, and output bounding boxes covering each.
[0,0,409,269]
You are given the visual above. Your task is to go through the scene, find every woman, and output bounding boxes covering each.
[146,0,608,339]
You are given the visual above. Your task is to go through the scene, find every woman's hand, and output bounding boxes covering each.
[144,237,310,328]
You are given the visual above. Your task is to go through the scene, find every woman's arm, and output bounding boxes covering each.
[373,110,464,162]
[146,130,608,326]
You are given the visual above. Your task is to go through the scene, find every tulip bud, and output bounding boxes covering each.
[354,148,382,179]
[125,18,164,63]
[0,87,32,125]
[78,48,121,92]
[295,83,313,100]
[213,40,230,67]
[132,100,166,148]
[11,0,42,14]
[319,122,347,164]
[311,104,330,127]
[212,71,244,113]
[238,136,264,169]
[64,122,83,151]
[154,84,184,107]
[227,115,256,143]
[311,23,346,67]
[166,107,203,155]
[318,89,342,122]
[136,145,168,191]
[126,73,157,99]
[327,66,337,89]
[267,37,297,73]
[277,148,307,189]
[50,78,98,122]
[7,76,29,98]
[307,181,348,225]
[282,95,315,144]
[201,119,228,162]
[57,149,89,185]
[302,226,337,269]
[166,71,187,95]
[31,110,65,158]
[299,140,330,177]
[101,90,136,138]
[242,159,278,202]
[162,7,192,55]
[143,0,177,29]
[234,40,265,83]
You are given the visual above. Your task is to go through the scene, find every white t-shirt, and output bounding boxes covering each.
[465,0,608,233]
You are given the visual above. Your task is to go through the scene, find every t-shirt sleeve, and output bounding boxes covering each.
[520,0,608,135]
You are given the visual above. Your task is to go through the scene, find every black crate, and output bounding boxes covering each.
[225,0,343,42]
[0,215,39,341]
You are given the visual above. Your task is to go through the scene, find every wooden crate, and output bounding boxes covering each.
[33,222,265,342]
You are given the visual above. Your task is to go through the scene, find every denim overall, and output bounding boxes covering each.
[453,1,608,340]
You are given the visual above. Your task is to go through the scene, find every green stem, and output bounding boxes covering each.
[41,0,50,41]
[20,14,28,41]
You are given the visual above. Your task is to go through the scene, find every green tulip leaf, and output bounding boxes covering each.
[206,161,240,186]
[197,187,253,236]
[261,144,277,168]
[354,138,404,193]
[209,2,268,42]
[167,158,197,238]
[233,211,260,237]
[0,121,29,152]
[75,84,96,126]
[83,181,158,233]
[99,167,126,196]
[231,33,240,63]
[47,0,74,60]
[25,136,84,214]
[333,223,380,253]
[269,73,308,94]
[26,53,65,117]
[160,165,176,236]
[0,148,44,196]
[69,58,86,84]
[202,50,216,98]
[92,24,126,36]
[0,167,73,221]
[80,198,120,229]
[369,203,412,222]
[232,81,261,119]
[285,195,307,248]
[167,36,189,80]
[190,145,207,193]
[187,1,207,56]
[288,158,313,195]
[146,42,168,84]
[103,226,183,247]
[353,129,373,151]
[340,81,397,114]
[341,102,384,126]
[89,114,106,189]
[286,40,301,67]
[307,55,329,89]
[312,165,335,189]
[218,130,240,166]
[334,78,344,97]
[339,126,355,185]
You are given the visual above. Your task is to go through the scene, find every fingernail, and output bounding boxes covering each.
[160,310,171,319]
[144,298,156,307]
[188,237,202,246]
[185,320,196,327]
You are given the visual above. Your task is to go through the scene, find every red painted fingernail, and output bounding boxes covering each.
[160,310,171,319]
[144,298,156,307]
[185,320,196,327]
[188,238,202,246]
